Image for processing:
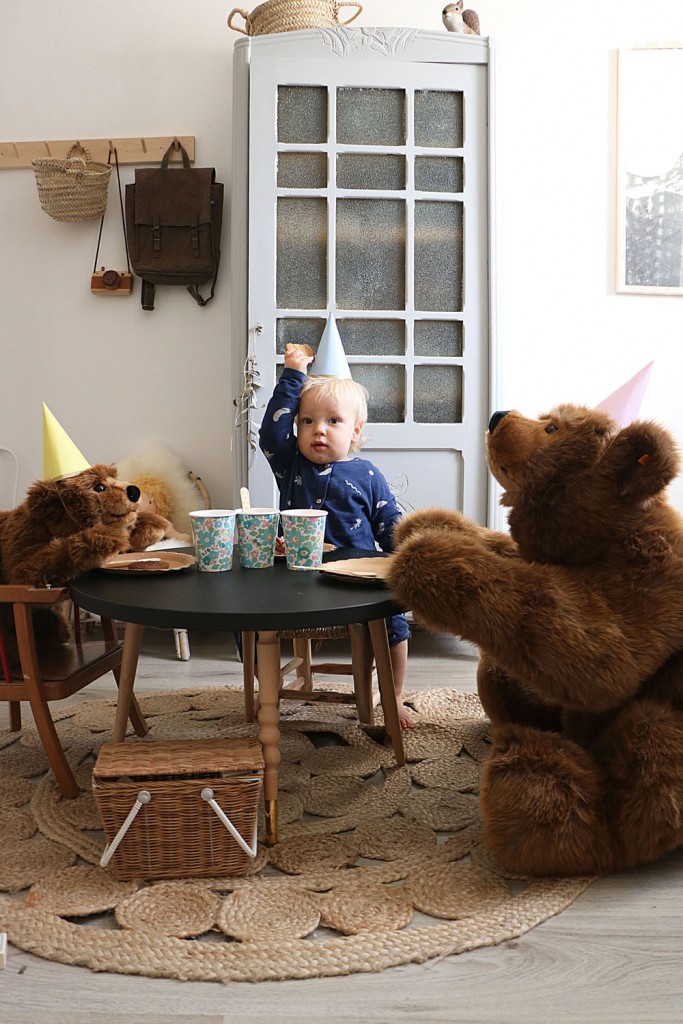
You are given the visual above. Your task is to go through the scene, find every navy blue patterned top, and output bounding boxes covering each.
[259,368,402,553]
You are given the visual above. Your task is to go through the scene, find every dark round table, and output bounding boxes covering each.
[70,551,404,843]
[70,551,400,632]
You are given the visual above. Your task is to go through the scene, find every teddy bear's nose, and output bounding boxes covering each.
[488,411,510,434]
[126,485,141,503]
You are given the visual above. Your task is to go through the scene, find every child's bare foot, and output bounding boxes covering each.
[382,702,414,738]
[396,702,414,729]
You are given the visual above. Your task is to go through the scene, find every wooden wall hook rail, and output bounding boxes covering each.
[0,135,196,169]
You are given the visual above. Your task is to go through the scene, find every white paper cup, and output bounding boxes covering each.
[189,509,236,572]
[280,510,328,570]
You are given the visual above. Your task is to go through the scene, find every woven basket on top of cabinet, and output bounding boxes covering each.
[227,0,362,36]
[93,737,264,881]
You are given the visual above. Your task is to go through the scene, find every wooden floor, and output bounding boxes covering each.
[2,627,682,1024]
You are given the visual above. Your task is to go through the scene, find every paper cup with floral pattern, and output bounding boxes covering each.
[189,509,236,572]
[280,509,328,571]
[236,508,279,568]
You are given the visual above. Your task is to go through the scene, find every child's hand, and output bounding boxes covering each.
[284,343,315,374]
[275,536,286,556]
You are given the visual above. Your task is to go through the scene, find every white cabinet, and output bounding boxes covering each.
[231,27,493,523]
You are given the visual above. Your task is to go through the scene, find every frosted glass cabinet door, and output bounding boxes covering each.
[232,29,492,523]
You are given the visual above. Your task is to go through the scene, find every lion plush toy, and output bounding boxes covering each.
[0,464,173,654]
[388,404,683,877]
[116,439,205,538]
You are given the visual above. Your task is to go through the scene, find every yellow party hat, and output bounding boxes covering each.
[42,404,90,479]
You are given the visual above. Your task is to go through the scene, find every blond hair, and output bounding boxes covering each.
[299,376,368,453]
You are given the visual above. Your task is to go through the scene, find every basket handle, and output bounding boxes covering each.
[201,787,258,858]
[227,8,251,34]
[99,790,151,868]
[335,2,362,26]
[66,142,91,163]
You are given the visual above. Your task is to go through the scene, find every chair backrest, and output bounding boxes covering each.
[0,446,19,509]
[0,585,71,682]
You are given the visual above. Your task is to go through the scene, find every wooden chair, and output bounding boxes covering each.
[242,625,377,724]
[0,584,148,798]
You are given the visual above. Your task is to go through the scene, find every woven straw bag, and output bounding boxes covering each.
[227,0,362,35]
[32,143,112,222]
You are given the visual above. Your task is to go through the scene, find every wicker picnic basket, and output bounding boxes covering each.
[227,0,362,36]
[32,143,112,222]
[93,736,264,881]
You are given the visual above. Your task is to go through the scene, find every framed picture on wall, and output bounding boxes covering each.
[616,44,683,295]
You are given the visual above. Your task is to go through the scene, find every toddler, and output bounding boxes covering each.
[259,344,412,729]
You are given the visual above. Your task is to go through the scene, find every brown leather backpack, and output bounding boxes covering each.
[125,141,224,310]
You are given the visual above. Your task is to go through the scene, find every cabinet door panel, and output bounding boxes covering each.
[276,198,327,308]
[414,200,463,312]
[336,199,406,310]
[244,41,489,524]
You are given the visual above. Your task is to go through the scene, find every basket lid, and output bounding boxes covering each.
[93,737,264,779]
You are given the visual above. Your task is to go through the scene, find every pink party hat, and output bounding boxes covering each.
[312,313,352,379]
[595,362,653,427]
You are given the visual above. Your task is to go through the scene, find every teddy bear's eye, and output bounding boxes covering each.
[545,424,558,434]
[93,483,106,492]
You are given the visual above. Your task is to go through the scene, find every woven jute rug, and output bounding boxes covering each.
[0,686,592,983]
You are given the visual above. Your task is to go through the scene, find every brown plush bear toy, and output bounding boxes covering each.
[387,404,683,877]
[0,463,172,586]
[0,464,172,653]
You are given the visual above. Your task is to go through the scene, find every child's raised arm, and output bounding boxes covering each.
[284,343,315,374]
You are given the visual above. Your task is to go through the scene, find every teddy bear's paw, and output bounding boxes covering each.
[387,535,473,634]
[127,512,172,551]
[85,525,134,559]
[388,528,500,638]
[481,725,612,874]
[393,507,470,546]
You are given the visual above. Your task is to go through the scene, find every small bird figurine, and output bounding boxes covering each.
[442,2,481,34]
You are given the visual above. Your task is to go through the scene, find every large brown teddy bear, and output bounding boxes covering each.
[387,404,683,877]
[0,464,172,652]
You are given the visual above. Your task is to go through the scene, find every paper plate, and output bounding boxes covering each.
[317,557,391,584]
[101,552,196,573]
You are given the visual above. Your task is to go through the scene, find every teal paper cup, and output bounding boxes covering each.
[189,509,236,572]
[236,508,279,568]
[281,509,328,571]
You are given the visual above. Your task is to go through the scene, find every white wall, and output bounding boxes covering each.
[0,1,235,507]
[1,1,682,512]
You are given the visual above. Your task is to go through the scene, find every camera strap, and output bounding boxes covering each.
[93,146,131,274]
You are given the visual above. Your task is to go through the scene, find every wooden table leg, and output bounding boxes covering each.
[112,622,144,743]
[102,616,147,737]
[255,629,281,845]
[368,618,406,767]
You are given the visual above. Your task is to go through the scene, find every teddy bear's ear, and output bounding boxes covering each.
[610,421,680,501]
[24,478,62,513]
[90,463,118,479]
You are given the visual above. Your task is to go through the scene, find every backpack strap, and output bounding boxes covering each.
[186,265,219,307]
[186,205,222,306]
[141,280,156,311]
